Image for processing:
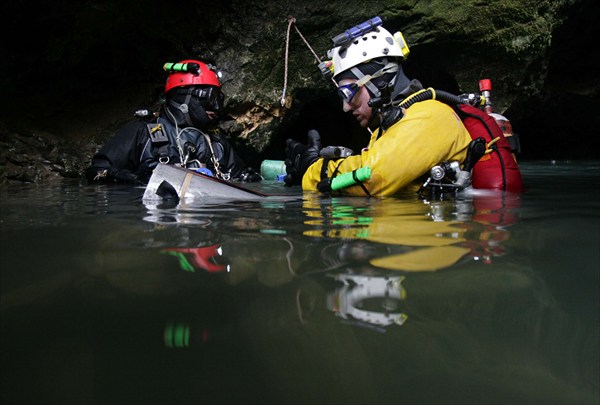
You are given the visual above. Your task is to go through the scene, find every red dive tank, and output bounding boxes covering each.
[470,78,523,192]
[479,79,520,161]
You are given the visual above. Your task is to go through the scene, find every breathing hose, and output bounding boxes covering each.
[398,88,471,110]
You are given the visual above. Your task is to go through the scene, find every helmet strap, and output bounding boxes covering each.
[167,93,194,127]
[350,60,399,97]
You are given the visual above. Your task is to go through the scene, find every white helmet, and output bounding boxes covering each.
[328,26,410,80]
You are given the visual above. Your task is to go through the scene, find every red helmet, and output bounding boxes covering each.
[164,59,221,93]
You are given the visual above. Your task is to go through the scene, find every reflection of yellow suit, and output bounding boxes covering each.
[371,245,470,272]
[302,100,472,196]
[303,197,471,272]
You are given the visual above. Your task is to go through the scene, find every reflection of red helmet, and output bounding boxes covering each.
[163,245,227,273]
[164,59,221,93]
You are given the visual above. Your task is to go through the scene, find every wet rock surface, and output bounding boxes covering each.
[1,0,598,185]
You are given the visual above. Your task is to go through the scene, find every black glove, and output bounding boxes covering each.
[108,167,141,184]
[238,167,262,182]
[284,129,322,186]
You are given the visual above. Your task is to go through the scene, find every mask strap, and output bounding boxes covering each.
[350,67,380,97]
[351,60,399,97]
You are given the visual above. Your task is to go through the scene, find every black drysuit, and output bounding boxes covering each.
[85,116,257,184]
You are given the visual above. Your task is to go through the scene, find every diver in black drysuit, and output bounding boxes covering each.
[85,59,261,185]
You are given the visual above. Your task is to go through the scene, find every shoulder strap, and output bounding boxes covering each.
[146,122,170,163]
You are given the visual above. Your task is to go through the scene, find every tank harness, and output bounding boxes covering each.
[376,87,523,197]
[141,116,230,180]
[315,87,523,197]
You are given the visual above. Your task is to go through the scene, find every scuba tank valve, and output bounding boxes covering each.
[421,137,487,195]
[479,79,493,114]
[478,78,521,157]
[429,161,460,182]
[458,92,485,108]
[419,137,488,198]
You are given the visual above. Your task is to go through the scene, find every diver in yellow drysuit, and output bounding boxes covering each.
[283,21,473,196]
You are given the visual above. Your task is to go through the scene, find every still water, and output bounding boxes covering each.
[1,161,598,404]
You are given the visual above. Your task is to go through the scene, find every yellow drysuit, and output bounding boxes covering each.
[302,100,472,196]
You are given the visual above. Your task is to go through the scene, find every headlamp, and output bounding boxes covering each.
[331,16,383,47]
[163,62,200,74]
[206,63,223,81]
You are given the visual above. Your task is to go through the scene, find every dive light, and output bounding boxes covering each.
[319,146,353,159]
[163,62,200,74]
[331,16,383,47]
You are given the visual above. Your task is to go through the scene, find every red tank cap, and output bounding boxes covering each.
[479,79,492,92]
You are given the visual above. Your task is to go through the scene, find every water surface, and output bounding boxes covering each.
[1,161,598,404]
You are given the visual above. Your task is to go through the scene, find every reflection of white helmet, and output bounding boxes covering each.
[328,27,409,79]
[327,273,408,327]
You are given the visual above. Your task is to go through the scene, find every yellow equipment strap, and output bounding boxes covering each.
[485,137,501,154]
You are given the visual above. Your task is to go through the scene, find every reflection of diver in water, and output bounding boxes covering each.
[157,250,598,405]
[144,180,521,275]
[326,269,408,332]
[143,187,523,335]
[302,190,521,271]
[163,245,228,273]
[158,238,411,332]
[136,196,597,402]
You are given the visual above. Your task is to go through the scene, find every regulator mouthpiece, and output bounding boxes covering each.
[331,16,383,47]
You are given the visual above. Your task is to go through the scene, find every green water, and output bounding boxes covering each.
[1,161,598,404]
